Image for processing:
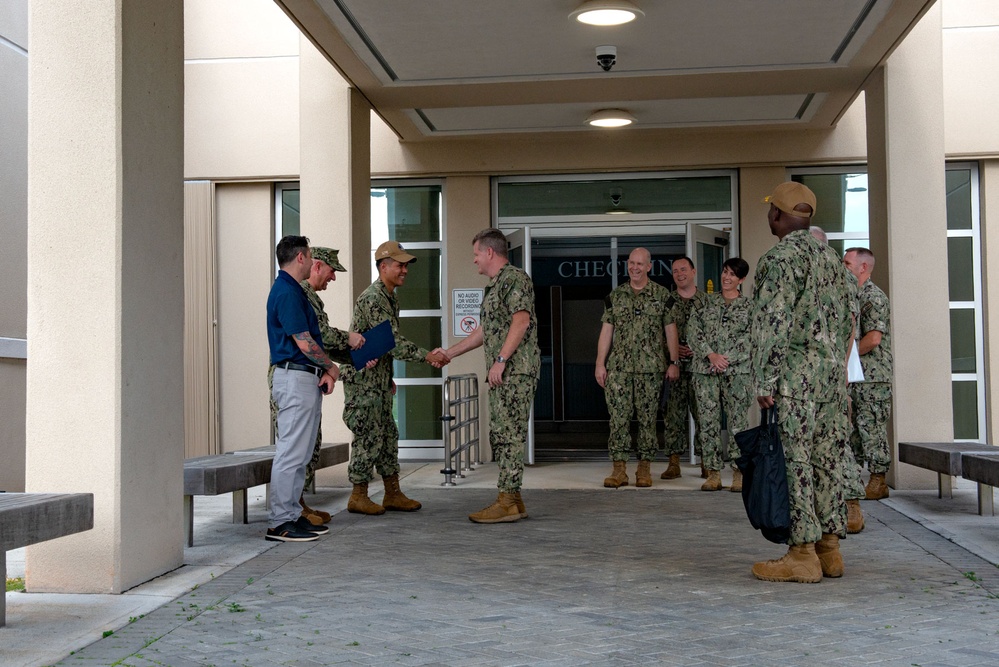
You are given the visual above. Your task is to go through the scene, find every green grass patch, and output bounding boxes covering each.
[6,577,25,592]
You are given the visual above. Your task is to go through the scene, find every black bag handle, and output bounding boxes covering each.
[760,405,777,426]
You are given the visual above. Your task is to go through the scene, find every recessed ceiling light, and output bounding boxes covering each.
[587,109,635,128]
[571,0,645,26]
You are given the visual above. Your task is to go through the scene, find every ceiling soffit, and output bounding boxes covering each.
[278,0,936,139]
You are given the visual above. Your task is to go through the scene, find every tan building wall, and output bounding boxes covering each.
[441,177,495,437]
[184,0,300,180]
[215,183,275,452]
[942,1,999,156]
[183,0,305,455]
[370,104,871,178]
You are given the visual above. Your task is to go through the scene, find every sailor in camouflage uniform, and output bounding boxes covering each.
[751,182,855,583]
[660,257,706,480]
[267,247,363,525]
[811,227,867,534]
[687,257,753,492]
[442,228,541,523]
[595,248,679,489]
[341,241,449,515]
[843,247,894,501]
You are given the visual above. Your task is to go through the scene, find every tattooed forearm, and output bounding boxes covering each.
[293,332,335,370]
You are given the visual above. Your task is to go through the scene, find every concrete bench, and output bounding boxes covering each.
[897,441,997,499]
[183,442,348,547]
[960,452,999,517]
[0,492,94,627]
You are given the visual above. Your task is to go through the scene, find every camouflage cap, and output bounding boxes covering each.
[311,247,347,272]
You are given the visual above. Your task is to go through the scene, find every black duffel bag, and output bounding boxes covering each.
[734,407,791,544]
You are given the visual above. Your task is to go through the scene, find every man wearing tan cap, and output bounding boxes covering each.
[749,182,855,582]
[340,241,449,515]
[268,247,366,526]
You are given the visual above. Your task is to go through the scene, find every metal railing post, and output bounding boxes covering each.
[440,374,481,486]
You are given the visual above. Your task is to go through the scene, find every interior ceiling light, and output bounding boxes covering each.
[571,0,645,26]
[587,109,635,128]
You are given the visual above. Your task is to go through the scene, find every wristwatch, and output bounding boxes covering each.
[496,355,507,364]
[671,360,681,366]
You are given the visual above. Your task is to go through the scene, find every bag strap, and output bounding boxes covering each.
[760,406,777,425]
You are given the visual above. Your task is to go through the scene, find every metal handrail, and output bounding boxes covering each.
[440,373,481,486]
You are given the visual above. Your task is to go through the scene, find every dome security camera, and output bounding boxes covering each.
[596,45,617,72]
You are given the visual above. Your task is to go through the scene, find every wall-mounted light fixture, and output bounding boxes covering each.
[570,0,645,26]
[587,109,635,128]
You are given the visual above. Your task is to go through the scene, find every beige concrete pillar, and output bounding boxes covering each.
[26,0,185,592]
[298,35,371,445]
[865,4,951,490]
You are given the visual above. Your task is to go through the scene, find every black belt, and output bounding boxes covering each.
[279,362,324,378]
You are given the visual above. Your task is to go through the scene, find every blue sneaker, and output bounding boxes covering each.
[295,515,329,535]
[265,521,319,542]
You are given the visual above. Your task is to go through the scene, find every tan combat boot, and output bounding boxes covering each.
[700,463,709,479]
[730,468,743,493]
[635,460,653,488]
[700,469,723,491]
[512,491,529,519]
[468,492,522,524]
[603,460,629,488]
[347,482,386,515]
[300,496,331,525]
[815,533,844,578]
[660,454,682,480]
[381,473,422,511]
[846,499,865,533]
[865,473,890,500]
[751,544,823,583]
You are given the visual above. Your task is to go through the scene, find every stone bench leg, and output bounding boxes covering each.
[938,473,953,499]
[233,489,248,524]
[977,483,994,517]
[184,495,194,548]
[2,549,7,627]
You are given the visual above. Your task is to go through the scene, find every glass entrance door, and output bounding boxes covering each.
[687,223,731,293]
[529,233,687,460]
[494,170,738,461]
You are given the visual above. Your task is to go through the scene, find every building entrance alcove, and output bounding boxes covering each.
[495,172,736,461]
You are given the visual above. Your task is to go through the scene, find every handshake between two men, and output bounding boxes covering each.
[426,348,450,369]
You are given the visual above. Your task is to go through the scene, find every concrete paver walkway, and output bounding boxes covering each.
[3,462,999,666]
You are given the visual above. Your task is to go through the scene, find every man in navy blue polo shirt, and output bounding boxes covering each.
[266,235,338,542]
